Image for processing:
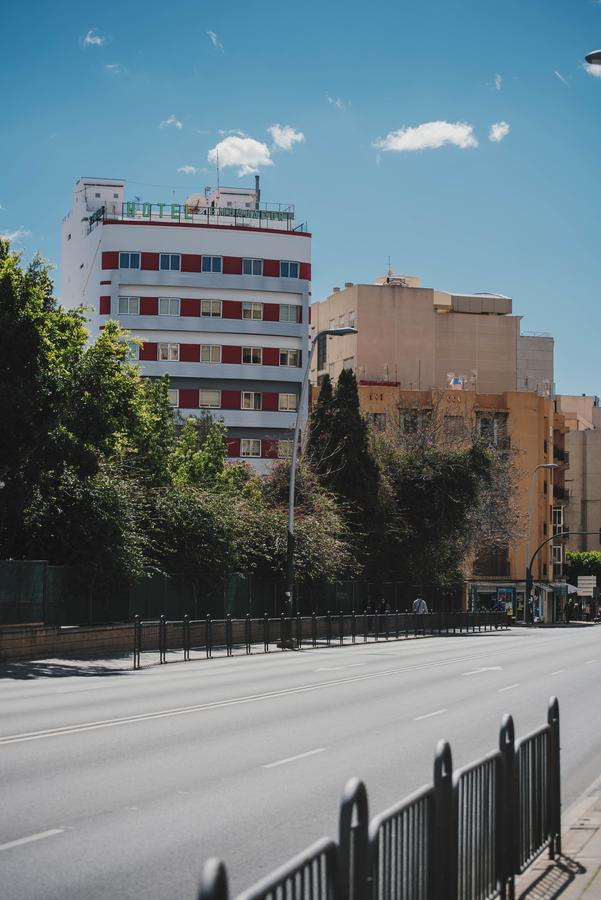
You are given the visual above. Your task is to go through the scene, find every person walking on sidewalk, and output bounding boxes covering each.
[412,596,428,615]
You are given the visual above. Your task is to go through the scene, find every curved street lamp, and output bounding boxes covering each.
[585,50,601,65]
[524,462,558,623]
[284,326,358,622]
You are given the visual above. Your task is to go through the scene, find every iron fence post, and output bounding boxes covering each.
[434,740,457,900]
[395,608,399,639]
[339,610,344,645]
[339,778,369,900]
[548,696,561,857]
[206,614,212,659]
[296,612,302,648]
[264,612,269,652]
[326,611,332,646]
[133,614,140,669]
[312,611,317,647]
[499,713,516,900]
[198,858,229,900]
[280,613,286,650]
[226,614,232,656]
[159,614,166,664]
[183,614,190,661]
[245,614,251,654]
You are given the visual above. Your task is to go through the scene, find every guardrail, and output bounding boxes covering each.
[198,698,561,900]
[132,611,508,670]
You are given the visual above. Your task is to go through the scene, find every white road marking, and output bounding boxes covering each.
[0,829,64,853]
[315,664,366,672]
[498,684,520,693]
[262,748,325,769]
[0,650,505,747]
[414,709,447,721]
[462,666,503,676]
[551,670,565,676]
[585,660,598,665]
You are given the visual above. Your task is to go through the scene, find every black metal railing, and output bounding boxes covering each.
[132,611,508,670]
[198,698,561,900]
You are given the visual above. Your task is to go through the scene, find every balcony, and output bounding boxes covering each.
[553,484,570,502]
[553,446,569,465]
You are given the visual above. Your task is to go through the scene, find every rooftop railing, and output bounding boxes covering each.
[88,202,307,234]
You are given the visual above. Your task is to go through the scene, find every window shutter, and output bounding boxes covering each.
[99,296,111,315]
[141,252,159,270]
[138,342,158,361]
[180,344,200,363]
[140,297,158,315]
[101,251,119,270]
[180,299,200,317]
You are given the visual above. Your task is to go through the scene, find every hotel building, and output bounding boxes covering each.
[60,177,311,472]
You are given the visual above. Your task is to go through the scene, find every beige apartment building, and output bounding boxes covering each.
[310,273,566,618]
[310,273,553,396]
[555,395,601,553]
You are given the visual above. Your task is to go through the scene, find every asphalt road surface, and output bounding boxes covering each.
[1,625,600,899]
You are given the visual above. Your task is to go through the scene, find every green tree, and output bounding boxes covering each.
[306,373,335,475]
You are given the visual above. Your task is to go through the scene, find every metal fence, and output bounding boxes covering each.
[132,611,508,669]
[198,698,561,900]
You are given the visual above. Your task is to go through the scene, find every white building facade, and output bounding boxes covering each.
[61,177,311,472]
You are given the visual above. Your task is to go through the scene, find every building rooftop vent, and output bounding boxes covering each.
[333,287,340,293]
[344,282,354,288]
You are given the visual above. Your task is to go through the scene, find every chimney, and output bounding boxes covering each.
[255,175,260,209]
[333,287,340,293]
[344,282,353,288]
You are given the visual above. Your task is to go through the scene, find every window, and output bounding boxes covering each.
[402,410,419,434]
[348,310,356,328]
[113,193,119,199]
[119,252,140,269]
[202,256,222,273]
[243,301,263,320]
[278,440,293,459]
[167,389,179,407]
[160,253,181,271]
[279,393,298,411]
[199,389,221,408]
[159,297,180,316]
[241,392,262,410]
[242,347,263,365]
[369,413,387,432]
[552,544,563,565]
[317,333,327,370]
[124,341,138,361]
[280,304,301,323]
[279,349,300,367]
[552,507,564,536]
[243,258,263,276]
[241,438,262,458]
[444,415,463,436]
[95,193,101,198]
[280,260,299,278]
[158,343,179,361]
[118,296,140,315]
[201,299,222,317]
[200,344,221,363]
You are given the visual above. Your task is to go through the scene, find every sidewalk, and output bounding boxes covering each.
[516,776,601,898]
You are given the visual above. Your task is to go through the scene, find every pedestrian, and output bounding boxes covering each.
[412,596,428,615]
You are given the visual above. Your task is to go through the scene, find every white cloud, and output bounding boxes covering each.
[373,120,478,152]
[208,136,273,176]
[104,63,122,75]
[494,73,502,91]
[327,95,346,109]
[82,29,105,48]
[554,70,569,85]
[159,115,183,130]
[489,121,511,143]
[218,128,246,137]
[207,31,223,51]
[267,124,305,151]
[177,165,207,175]
[1,227,31,243]
[584,62,601,78]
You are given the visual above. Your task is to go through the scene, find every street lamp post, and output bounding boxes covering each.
[284,326,358,623]
[525,463,558,623]
[585,50,601,65]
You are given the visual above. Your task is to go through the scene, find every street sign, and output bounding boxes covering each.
[577,575,597,597]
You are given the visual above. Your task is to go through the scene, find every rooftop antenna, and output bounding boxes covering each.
[387,256,393,277]
[216,148,221,197]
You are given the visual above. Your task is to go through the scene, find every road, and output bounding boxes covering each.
[1,626,600,899]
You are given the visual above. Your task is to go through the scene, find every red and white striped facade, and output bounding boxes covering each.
[61,178,311,472]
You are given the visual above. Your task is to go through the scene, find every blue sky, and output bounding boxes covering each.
[1,0,600,395]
